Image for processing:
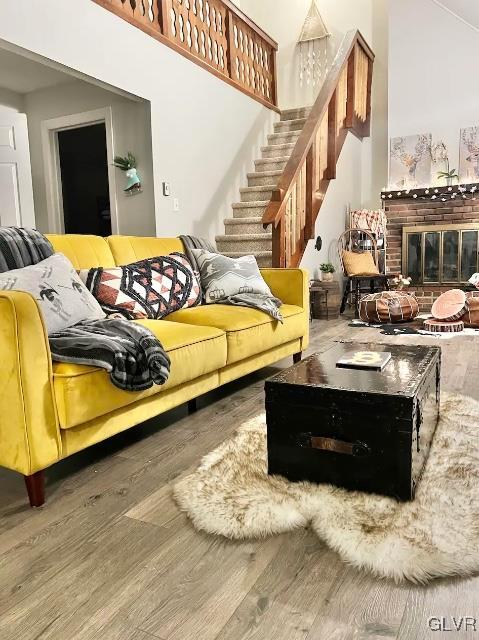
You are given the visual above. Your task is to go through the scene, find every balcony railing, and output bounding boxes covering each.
[93,0,278,110]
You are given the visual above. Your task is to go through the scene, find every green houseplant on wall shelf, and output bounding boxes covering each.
[113,152,142,195]
[320,262,335,282]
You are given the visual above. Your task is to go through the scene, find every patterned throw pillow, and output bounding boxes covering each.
[191,250,272,304]
[0,253,105,335]
[79,253,201,320]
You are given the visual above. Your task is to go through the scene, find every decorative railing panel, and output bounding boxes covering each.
[93,0,278,110]
[263,30,374,267]
[228,13,276,104]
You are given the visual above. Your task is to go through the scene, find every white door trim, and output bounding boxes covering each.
[41,107,119,234]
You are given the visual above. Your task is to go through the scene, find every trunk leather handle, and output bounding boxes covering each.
[310,437,371,457]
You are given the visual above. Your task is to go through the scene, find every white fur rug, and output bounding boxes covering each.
[173,394,479,584]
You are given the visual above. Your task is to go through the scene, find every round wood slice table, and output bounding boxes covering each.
[431,289,467,321]
[423,319,465,333]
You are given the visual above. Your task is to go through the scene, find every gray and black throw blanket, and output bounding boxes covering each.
[0,226,54,272]
[180,235,283,322]
[0,227,170,392]
[49,318,170,392]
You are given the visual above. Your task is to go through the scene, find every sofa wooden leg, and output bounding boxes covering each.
[293,352,302,364]
[24,470,45,508]
[187,399,198,414]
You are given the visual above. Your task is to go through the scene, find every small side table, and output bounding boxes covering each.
[310,285,329,321]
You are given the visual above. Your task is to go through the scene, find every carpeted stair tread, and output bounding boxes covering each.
[280,106,312,121]
[274,118,307,132]
[255,157,291,172]
[216,233,272,241]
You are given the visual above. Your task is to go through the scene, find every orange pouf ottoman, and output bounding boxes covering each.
[359,291,419,324]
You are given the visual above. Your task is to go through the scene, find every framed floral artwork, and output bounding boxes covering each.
[459,126,479,183]
[389,133,432,189]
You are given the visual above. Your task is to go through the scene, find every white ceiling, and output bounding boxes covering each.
[0,48,70,94]
[434,0,479,32]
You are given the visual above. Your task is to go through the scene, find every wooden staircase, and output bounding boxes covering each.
[216,30,374,267]
[216,107,310,266]
[261,30,375,267]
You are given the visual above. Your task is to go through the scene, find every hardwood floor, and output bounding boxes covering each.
[0,318,478,639]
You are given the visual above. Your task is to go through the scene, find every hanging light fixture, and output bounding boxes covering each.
[298,1,331,87]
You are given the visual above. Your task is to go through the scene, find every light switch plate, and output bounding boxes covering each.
[173,198,180,212]
[162,182,171,196]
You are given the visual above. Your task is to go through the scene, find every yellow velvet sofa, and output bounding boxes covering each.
[0,235,309,506]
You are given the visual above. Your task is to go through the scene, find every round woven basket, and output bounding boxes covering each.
[359,291,419,324]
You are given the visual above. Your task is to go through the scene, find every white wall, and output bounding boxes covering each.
[389,0,479,185]
[240,0,389,278]
[0,87,24,113]
[23,79,156,235]
[240,0,376,110]
[0,0,276,240]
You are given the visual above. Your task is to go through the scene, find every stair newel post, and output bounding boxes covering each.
[158,0,172,38]
[345,45,357,129]
[305,142,317,241]
[325,90,337,181]
[272,215,286,268]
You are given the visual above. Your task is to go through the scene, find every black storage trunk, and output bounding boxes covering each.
[266,342,441,501]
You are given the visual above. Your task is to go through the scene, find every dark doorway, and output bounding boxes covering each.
[57,123,111,236]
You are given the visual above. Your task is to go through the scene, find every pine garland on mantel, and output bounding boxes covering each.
[381,182,479,203]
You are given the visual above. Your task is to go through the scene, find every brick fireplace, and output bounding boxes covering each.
[385,196,479,311]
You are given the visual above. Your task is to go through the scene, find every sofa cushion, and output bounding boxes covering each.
[107,236,184,265]
[167,304,306,364]
[46,235,116,270]
[53,320,227,429]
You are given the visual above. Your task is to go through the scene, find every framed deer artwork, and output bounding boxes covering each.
[389,134,432,190]
[460,126,479,183]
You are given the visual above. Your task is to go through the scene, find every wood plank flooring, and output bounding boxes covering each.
[0,318,478,639]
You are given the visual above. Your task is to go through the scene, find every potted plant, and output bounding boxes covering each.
[113,152,142,195]
[320,262,335,282]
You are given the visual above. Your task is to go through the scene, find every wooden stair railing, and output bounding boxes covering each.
[92,0,278,111]
[262,30,375,267]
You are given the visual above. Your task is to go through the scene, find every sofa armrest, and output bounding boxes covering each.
[0,291,61,476]
[260,268,310,309]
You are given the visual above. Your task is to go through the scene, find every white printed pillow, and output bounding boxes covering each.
[191,250,272,304]
[0,253,105,334]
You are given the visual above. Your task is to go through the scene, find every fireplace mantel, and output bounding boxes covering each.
[381,182,479,202]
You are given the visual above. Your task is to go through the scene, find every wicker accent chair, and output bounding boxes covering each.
[338,229,392,318]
